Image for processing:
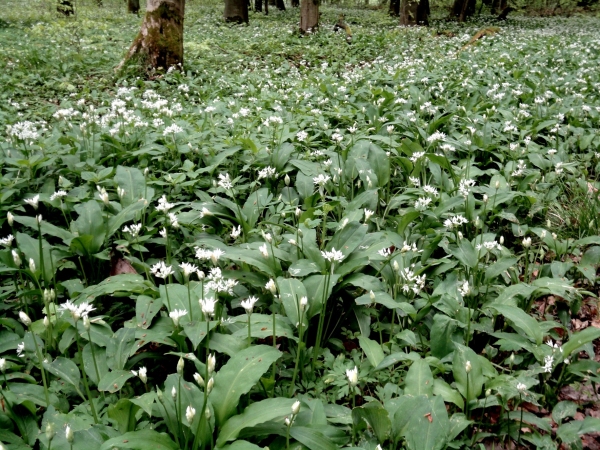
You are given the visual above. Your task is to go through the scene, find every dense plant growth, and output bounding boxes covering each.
[1,2,600,449]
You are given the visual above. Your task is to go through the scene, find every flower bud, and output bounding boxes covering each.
[299,296,308,311]
[177,357,184,375]
[193,372,205,387]
[7,212,14,226]
[65,425,74,443]
[83,316,90,330]
[36,214,43,224]
[207,353,216,375]
[29,258,36,273]
[465,361,472,373]
[12,250,21,267]
[157,387,164,401]
[284,174,290,186]
[369,290,375,301]
[206,377,214,394]
[291,400,301,415]
[205,407,211,420]
[43,316,49,329]
[499,236,504,245]
[186,405,196,424]
[19,311,32,327]
[171,386,177,399]
[45,422,55,441]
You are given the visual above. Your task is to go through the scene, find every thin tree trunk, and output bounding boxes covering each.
[389,0,400,16]
[276,0,286,10]
[291,0,299,7]
[299,0,319,33]
[117,0,185,72]
[400,0,427,25]
[224,0,249,23]
[128,0,141,14]
[255,0,263,11]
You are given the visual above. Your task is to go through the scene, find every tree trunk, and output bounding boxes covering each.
[452,0,476,20]
[400,0,428,25]
[299,0,319,33]
[128,0,141,14]
[255,0,262,11]
[276,0,286,10]
[57,0,74,15]
[118,0,185,72]
[291,0,299,7]
[225,0,248,22]
[389,0,400,16]
[491,0,506,14]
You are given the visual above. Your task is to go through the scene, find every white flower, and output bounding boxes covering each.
[171,386,177,398]
[346,366,358,386]
[177,357,184,375]
[50,190,68,201]
[28,258,36,272]
[217,173,233,190]
[0,358,6,372]
[516,382,527,392]
[458,281,470,297]
[180,262,198,279]
[163,124,184,136]
[186,405,196,424]
[24,195,39,209]
[0,235,14,247]
[364,209,374,221]
[241,296,259,314]
[543,355,554,373]
[427,131,446,142]
[169,309,187,326]
[131,366,147,383]
[321,248,344,262]
[156,195,174,212]
[159,227,167,238]
[300,296,308,310]
[19,311,31,327]
[257,166,277,180]
[331,132,343,143]
[465,361,472,373]
[168,213,179,228]
[123,223,142,237]
[206,377,214,394]
[65,425,74,443]
[200,297,217,318]
[522,237,532,248]
[59,300,96,321]
[444,215,468,229]
[150,261,174,279]
[230,225,242,239]
[16,342,25,357]
[296,130,308,141]
[313,174,331,187]
[7,212,14,226]
[259,243,269,258]
[97,186,109,205]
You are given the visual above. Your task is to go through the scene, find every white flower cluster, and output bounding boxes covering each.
[398,267,426,295]
[195,247,225,265]
[444,215,468,229]
[204,267,237,295]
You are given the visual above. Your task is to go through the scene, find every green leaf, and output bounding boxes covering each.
[13,214,74,245]
[98,370,135,393]
[485,257,518,282]
[106,199,146,238]
[430,315,458,359]
[73,200,106,254]
[433,379,464,410]
[181,320,219,350]
[358,335,385,368]
[288,426,338,450]
[351,401,391,444]
[562,326,600,358]
[392,395,450,450]
[302,274,340,320]
[108,398,140,433]
[43,357,81,390]
[217,398,296,446]
[82,344,109,385]
[326,221,367,258]
[287,259,321,277]
[404,359,434,397]
[219,441,264,450]
[452,344,483,402]
[136,295,162,329]
[447,239,477,269]
[114,166,149,207]
[210,345,282,426]
[492,304,543,345]
[557,417,600,445]
[277,276,308,329]
[106,327,136,370]
[99,429,178,450]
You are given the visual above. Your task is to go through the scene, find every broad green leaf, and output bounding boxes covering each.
[288,426,338,450]
[209,332,247,357]
[404,358,434,397]
[13,214,74,245]
[392,395,450,450]
[130,392,156,418]
[181,320,219,350]
[326,221,367,258]
[73,200,105,254]
[106,199,146,238]
[358,335,385,368]
[82,343,109,385]
[16,232,64,284]
[430,315,458,359]
[136,295,162,329]
[108,398,140,433]
[302,274,340,319]
[491,304,543,345]
[114,166,148,207]
[433,379,464,410]
[106,327,136,370]
[447,239,477,269]
[217,398,296,446]
[44,356,81,391]
[75,274,153,302]
[452,344,483,402]
[351,401,391,444]
[562,326,600,358]
[219,441,264,450]
[99,429,178,450]
[277,276,308,329]
[287,259,321,277]
[485,257,518,282]
[210,345,282,426]
[98,370,135,393]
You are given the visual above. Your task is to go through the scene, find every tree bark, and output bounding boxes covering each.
[400,0,428,25]
[452,0,476,21]
[128,0,141,14]
[57,0,74,15]
[389,0,400,16]
[291,0,299,7]
[224,0,249,23]
[118,0,185,72]
[275,0,286,11]
[255,0,263,11]
[299,0,319,33]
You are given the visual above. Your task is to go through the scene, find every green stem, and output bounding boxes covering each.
[30,328,50,407]
[187,281,193,322]
[312,265,333,373]
[75,329,99,423]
